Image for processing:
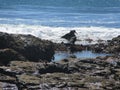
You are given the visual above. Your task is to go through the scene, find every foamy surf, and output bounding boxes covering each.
[0,24,120,44]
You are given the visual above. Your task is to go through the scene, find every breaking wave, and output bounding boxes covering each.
[0,24,120,44]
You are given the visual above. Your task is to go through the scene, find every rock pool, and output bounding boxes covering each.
[54,50,109,61]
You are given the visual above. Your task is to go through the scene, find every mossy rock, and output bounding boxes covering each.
[10,61,37,73]
[18,74,40,85]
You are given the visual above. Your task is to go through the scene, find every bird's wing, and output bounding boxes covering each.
[61,33,71,40]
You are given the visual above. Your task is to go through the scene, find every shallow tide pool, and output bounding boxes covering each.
[54,50,109,61]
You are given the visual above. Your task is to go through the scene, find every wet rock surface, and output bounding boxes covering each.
[0,32,120,90]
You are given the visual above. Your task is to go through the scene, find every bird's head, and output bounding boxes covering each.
[70,30,77,34]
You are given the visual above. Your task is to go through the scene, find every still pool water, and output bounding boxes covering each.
[54,50,109,61]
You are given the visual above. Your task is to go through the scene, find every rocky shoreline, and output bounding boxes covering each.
[0,32,120,90]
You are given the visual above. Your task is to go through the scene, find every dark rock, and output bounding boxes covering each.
[0,68,19,77]
[54,43,84,52]
[54,43,67,51]
[91,43,107,53]
[0,32,14,49]
[79,59,94,64]
[105,35,120,53]
[69,54,77,58]
[37,62,69,74]
[0,48,25,65]
[67,45,83,53]
[0,32,54,62]
[88,35,120,54]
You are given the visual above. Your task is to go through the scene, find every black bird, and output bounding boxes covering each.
[61,30,77,45]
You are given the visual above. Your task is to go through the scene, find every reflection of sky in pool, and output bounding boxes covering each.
[54,50,109,61]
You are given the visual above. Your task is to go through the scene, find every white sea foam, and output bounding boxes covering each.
[0,24,120,44]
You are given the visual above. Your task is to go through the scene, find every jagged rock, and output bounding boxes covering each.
[0,32,54,62]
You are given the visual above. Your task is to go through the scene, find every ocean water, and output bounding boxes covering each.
[0,0,120,44]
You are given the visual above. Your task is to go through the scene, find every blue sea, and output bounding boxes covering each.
[0,0,120,44]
